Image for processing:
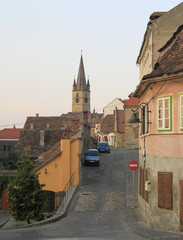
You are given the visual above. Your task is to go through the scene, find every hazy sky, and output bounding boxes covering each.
[0,0,182,129]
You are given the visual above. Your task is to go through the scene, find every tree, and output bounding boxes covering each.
[4,151,20,170]
[7,151,46,224]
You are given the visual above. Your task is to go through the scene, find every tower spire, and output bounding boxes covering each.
[73,76,77,91]
[76,53,86,90]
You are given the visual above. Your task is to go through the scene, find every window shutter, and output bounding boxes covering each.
[158,172,165,208]
[158,172,173,210]
[165,173,173,209]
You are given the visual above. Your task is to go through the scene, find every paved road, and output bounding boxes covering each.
[0,148,146,240]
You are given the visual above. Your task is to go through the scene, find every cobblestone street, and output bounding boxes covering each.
[1,148,182,240]
[78,148,138,213]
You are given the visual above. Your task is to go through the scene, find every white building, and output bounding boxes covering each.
[103,98,124,117]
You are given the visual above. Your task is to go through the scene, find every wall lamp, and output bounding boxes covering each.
[128,102,151,133]
[45,168,47,175]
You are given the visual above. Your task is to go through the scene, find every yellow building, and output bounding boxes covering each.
[35,136,80,193]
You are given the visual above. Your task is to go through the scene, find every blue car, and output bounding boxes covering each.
[97,141,110,153]
[83,149,100,166]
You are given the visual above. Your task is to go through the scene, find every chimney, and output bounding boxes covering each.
[36,113,39,117]
[114,107,118,133]
[40,130,45,147]
[83,111,88,125]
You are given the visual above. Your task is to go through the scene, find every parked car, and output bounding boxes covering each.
[83,149,100,166]
[97,141,110,153]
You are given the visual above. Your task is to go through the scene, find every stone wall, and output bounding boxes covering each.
[138,154,183,232]
[124,106,139,150]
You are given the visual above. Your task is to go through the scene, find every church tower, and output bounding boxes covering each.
[72,54,90,112]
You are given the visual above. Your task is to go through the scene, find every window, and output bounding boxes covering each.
[3,145,6,151]
[158,96,172,130]
[180,95,183,129]
[158,172,173,210]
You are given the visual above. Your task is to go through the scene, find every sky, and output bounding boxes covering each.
[0,0,182,129]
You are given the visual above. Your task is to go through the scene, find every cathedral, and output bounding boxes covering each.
[72,54,90,113]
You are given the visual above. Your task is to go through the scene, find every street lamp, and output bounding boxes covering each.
[128,102,151,133]
[128,112,141,128]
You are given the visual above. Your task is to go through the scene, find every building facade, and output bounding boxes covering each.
[122,93,139,150]
[98,108,125,148]
[134,24,183,232]
[103,98,124,117]
[0,127,21,169]
[137,2,183,80]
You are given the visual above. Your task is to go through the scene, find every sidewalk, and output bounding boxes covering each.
[0,210,11,228]
[125,208,183,240]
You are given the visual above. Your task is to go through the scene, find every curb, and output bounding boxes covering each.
[1,185,78,230]
[0,218,11,228]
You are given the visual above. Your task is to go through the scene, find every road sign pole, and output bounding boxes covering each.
[133,171,135,208]
[128,160,138,208]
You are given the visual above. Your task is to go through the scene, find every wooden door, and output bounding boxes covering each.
[1,189,9,210]
[179,180,183,231]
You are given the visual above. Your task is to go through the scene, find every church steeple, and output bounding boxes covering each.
[72,53,90,113]
[76,54,86,90]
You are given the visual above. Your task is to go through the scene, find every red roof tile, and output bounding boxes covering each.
[96,114,104,124]
[100,114,114,133]
[100,110,125,133]
[121,93,139,106]
[0,128,21,139]
[36,141,61,168]
[122,97,139,106]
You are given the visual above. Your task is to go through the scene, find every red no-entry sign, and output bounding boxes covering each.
[128,160,138,171]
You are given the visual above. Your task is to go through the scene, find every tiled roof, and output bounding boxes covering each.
[143,25,183,80]
[122,97,139,106]
[18,112,82,158]
[24,112,81,130]
[35,141,61,170]
[121,93,139,106]
[18,129,64,157]
[100,114,114,133]
[96,114,104,124]
[100,110,125,133]
[0,128,21,140]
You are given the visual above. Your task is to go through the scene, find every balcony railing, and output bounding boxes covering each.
[56,172,75,213]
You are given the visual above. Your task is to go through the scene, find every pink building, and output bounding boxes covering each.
[133,25,183,232]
